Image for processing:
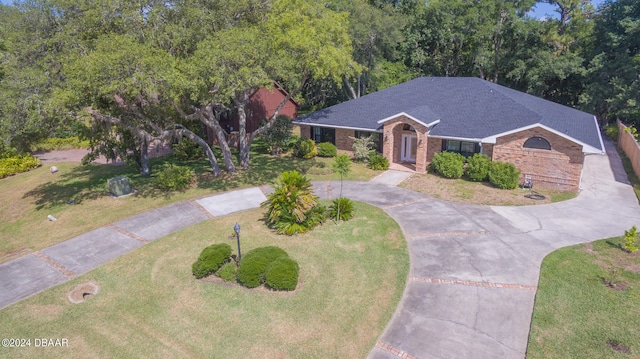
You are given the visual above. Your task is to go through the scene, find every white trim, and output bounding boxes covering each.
[426,119,441,128]
[292,122,382,133]
[481,123,604,154]
[428,134,483,142]
[594,115,607,155]
[376,112,438,129]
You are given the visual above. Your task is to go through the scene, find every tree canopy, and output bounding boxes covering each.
[0,0,637,163]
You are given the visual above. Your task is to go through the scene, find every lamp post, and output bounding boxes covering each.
[233,223,241,261]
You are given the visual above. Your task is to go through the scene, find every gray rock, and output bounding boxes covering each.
[108,176,133,197]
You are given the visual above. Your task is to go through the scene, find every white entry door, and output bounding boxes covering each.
[401,134,417,163]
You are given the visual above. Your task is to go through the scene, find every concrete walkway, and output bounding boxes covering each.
[2,139,640,359]
[0,188,267,310]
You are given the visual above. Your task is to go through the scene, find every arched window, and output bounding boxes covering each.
[402,124,416,132]
[523,136,551,150]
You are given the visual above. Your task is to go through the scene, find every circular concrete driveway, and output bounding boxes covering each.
[4,140,639,358]
[313,140,640,359]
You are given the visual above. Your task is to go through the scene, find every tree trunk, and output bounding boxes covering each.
[236,91,251,169]
[203,105,236,173]
[140,136,150,177]
[213,125,236,173]
[175,126,222,176]
[344,75,358,100]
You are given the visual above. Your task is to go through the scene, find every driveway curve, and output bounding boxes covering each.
[2,140,639,358]
[314,139,640,359]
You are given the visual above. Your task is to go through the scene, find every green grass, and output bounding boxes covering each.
[0,140,378,263]
[527,236,640,358]
[549,191,578,203]
[0,203,409,358]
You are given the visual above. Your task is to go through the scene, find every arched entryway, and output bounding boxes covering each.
[379,115,433,173]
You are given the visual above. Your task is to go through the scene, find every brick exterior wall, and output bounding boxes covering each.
[383,116,429,173]
[297,125,312,139]
[301,123,585,191]
[335,128,355,152]
[298,125,356,152]
[427,138,442,162]
[481,143,494,159]
[492,128,584,191]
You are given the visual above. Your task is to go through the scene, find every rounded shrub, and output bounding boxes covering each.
[488,161,521,189]
[368,154,389,170]
[265,257,299,291]
[192,243,232,279]
[292,138,317,159]
[329,197,355,221]
[237,246,289,288]
[465,153,491,182]
[216,262,237,282]
[431,151,465,179]
[316,142,337,157]
[154,163,194,191]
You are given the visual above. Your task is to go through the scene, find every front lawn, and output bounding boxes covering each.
[400,172,577,206]
[0,141,378,263]
[0,203,409,358]
[527,236,640,358]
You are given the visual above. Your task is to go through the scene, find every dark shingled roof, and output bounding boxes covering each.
[294,77,604,152]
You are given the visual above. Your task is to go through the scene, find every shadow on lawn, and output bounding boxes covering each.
[23,142,316,209]
[22,163,136,210]
[604,239,624,251]
[195,153,314,192]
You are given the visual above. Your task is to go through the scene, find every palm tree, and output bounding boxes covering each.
[261,170,323,235]
[331,154,352,222]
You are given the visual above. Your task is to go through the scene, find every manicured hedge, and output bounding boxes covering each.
[316,142,337,157]
[265,257,299,291]
[237,246,289,288]
[216,262,237,282]
[0,154,41,179]
[465,153,491,182]
[431,151,465,179]
[192,243,232,279]
[488,161,521,189]
[31,136,90,151]
[292,138,317,159]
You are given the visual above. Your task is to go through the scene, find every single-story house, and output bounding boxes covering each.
[293,77,605,191]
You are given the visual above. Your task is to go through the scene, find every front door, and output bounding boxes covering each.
[401,134,417,163]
